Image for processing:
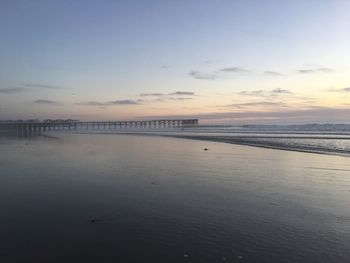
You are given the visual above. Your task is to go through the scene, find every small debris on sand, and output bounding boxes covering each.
[204,148,209,151]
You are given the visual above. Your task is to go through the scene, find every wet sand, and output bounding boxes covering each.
[54,129,350,157]
[1,133,350,262]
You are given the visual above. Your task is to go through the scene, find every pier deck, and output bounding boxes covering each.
[0,119,199,136]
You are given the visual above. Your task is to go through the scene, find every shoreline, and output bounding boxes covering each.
[43,130,350,158]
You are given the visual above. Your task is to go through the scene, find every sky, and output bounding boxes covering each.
[1,0,350,124]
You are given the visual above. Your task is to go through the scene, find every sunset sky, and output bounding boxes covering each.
[1,0,350,124]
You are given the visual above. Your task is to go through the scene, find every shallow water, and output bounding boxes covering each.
[1,134,350,263]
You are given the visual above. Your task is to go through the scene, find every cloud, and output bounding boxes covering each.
[145,107,350,124]
[0,83,64,95]
[75,101,108,106]
[33,99,60,106]
[219,67,248,73]
[24,83,63,89]
[224,101,284,108]
[169,91,196,96]
[140,93,165,97]
[109,100,140,105]
[140,91,196,98]
[207,108,350,123]
[76,99,140,106]
[238,90,265,96]
[271,88,292,94]
[0,87,26,94]
[297,67,333,74]
[330,87,350,93]
[188,71,217,80]
[264,71,284,76]
[167,97,193,101]
[237,88,292,97]
[189,66,248,80]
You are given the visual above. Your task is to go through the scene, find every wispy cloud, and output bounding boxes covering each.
[264,71,284,76]
[167,97,193,101]
[145,108,350,124]
[137,91,198,103]
[330,87,350,92]
[271,88,292,94]
[0,82,65,95]
[76,99,141,106]
[76,101,109,106]
[297,67,333,74]
[169,91,196,96]
[238,88,292,97]
[238,90,265,96]
[224,101,284,108]
[109,100,140,105]
[188,70,217,80]
[0,87,26,94]
[140,93,165,97]
[189,66,248,80]
[140,91,196,97]
[24,83,63,89]
[219,67,248,73]
[33,99,60,106]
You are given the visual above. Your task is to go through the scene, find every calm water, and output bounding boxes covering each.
[1,133,350,263]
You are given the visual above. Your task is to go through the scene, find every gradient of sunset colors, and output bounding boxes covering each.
[1,0,350,124]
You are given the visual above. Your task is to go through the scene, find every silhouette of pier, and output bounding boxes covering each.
[0,119,199,136]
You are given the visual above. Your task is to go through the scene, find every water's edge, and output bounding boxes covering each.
[43,131,350,157]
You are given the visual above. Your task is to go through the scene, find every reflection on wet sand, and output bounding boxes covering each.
[0,134,350,262]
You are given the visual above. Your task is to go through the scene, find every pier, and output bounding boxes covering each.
[0,119,199,136]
